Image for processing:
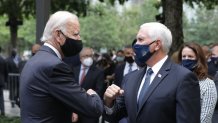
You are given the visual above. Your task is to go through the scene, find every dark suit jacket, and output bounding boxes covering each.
[6,56,20,73]
[104,58,201,123]
[73,64,105,99]
[73,64,105,123]
[0,55,7,87]
[20,46,103,123]
[114,63,125,87]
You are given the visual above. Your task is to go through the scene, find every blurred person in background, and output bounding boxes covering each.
[96,53,116,86]
[202,45,211,62]
[178,42,217,123]
[114,45,138,88]
[72,47,105,123]
[0,47,7,115]
[208,43,218,79]
[114,50,125,66]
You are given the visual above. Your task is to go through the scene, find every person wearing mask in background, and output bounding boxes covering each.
[19,43,41,73]
[114,50,125,66]
[72,47,105,123]
[208,43,218,79]
[103,22,200,123]
[213,71,218,123]
[19,11,103,123]
[178,42,217,123]
[114,45,138,88]
[0,47,7,116]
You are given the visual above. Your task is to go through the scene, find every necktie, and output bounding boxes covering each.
[137,68,153,110]
[80,68,86,84]
[128,64,133,73]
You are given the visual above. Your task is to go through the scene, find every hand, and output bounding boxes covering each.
[72,113,78,122]
[103,84,124,107]
[86,89,97,95]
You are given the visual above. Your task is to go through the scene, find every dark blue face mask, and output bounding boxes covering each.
[211,57,218,64]
[133,41,156,64]
[134,56,146,68]
[181,59,197,71]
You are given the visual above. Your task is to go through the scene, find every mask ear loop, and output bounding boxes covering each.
[56,30,66,47]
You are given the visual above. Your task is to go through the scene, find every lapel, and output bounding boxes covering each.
[136,58,172,115]
[81,65,94,86]
[130,68,147,117]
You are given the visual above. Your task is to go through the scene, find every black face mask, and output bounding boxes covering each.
[60,31,83,57]
[125,56,134,64]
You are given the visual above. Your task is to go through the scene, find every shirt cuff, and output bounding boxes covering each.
[104,105,115,115]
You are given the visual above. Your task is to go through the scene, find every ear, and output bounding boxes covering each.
[54,30,64,45]
[155,40,161,51]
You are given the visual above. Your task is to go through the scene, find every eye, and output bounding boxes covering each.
[73,32,80,37]
[182,55,186,58]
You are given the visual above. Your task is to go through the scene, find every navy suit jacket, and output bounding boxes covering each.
[20,46,103,123]
[104,58,201,123]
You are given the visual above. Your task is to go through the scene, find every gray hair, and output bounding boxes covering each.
[140,22,172,54]
[41,11,78,42]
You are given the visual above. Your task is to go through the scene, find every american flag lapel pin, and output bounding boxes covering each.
[158,74,162,78]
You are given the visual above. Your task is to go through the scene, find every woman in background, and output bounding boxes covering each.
[178,42,217,123]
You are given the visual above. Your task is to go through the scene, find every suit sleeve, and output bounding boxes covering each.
[95,69,105,99]
[176,72,201,123]
[103,74,128,122]
[48,63,103,118]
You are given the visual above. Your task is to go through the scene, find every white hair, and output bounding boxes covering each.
[140,22,172,54]
[41,11,78,42]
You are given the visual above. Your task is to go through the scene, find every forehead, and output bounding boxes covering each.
[65,19,80,31]
[212,46,218,52]
[124,47,133,52]
[137,28,149,38]
[81,48,93,55]
[182,47,195,55]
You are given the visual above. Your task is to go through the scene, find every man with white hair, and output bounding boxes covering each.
[103,22,201,123]
[19,11,103,123]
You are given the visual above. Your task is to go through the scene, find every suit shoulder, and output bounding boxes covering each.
[171,63,193,75]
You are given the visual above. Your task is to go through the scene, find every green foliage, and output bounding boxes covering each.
[0,15,35,54]
[18,16,35,51]
[184,6,218,45]
[51,0,88,16]
[0,15,10,52]
[0,116,20,123]
[185,0,218,9]
[0,0,158,53]
[80,0,158,50]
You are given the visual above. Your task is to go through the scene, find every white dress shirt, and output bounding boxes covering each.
[137,55,168,101]
[123,62,138,76]
[44,43,62,59]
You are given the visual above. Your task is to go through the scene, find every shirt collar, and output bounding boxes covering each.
[148,55,168,74]
[44,43,62,59]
